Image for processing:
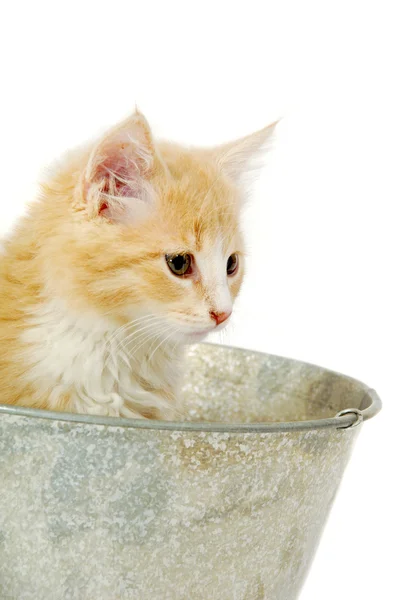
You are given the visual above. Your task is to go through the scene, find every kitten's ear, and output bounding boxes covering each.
[80,110,158,222]
[213,121,278,184]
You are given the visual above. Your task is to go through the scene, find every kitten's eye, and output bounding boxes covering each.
[227,253,239,276]
[165,253,192,276]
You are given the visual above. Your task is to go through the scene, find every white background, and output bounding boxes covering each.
[1,1,396,598]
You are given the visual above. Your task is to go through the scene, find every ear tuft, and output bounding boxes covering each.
[82,111,157,223]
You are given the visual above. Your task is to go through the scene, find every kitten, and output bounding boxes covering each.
[0,110,275,420]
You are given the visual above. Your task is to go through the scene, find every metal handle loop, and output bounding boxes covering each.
[335,408,364,429]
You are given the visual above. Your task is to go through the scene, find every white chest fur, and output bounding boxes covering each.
[21,300,181,418]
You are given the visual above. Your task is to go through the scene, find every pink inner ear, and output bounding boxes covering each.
[85,118,155,222]
[102,167,132,198]
[97,142,146,200]
[92,148,153,223]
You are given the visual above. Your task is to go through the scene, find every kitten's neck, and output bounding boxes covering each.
[20,298,184,419]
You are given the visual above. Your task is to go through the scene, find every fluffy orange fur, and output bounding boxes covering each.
[0,110,275,419]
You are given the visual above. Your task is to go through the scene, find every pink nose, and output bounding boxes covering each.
[210,310,232,326]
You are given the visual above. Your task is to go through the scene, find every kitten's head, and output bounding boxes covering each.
[48,110,276,343]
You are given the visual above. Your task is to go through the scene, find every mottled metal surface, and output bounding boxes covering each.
[0,344,380,600]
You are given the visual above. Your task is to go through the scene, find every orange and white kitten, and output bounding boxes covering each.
[0,110,275,420]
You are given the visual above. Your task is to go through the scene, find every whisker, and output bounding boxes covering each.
[128,323,173,360]
[148,327,179,363]
[105,316,162,369]
[170,331,183,357]
[106,314,159,347]
[146,323,176,356]
[117,317,162,351]
[121,322,166,357]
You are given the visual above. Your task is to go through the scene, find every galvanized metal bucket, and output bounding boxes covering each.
[0,344,381,600]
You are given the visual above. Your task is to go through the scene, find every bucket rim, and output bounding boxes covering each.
[0,343,382,433]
